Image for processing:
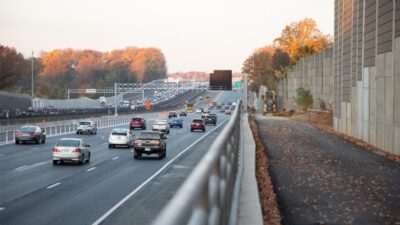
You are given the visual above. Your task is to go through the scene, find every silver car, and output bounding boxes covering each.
[152,119,170,134]
[76,120,97,135]
[108,128,135,148]
[52,138,91,165]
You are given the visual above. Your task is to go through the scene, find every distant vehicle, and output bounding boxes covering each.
[191,119,205,132]
[152,119,170,133]
[15,125,46,144]
[76,120,97,135]
[168,111,178,118]
[232,102,237,106]
[220,108,225,113]
[201,112,210,119]
[179,111,187,116]
[108,128,135,148]
[130,116,146,130]
[216,104,222,109]
[52,138,91,165]
[196,109,203,114]
[100,96,107,106]
[133,131,167,159]
[185,103,194,113]
[225,109,232,115]
[122,100,130,108]
[169,118,183,128]
[204,115,217,126]
[199,96,203,100]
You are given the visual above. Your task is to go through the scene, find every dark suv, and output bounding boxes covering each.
[204,115,217,125]
[168,111,178,118]
[133,131,167,159]
[130,116,146,130]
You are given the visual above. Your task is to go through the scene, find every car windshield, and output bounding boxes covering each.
[132,118,142,122]
[193,119,203,123]
[56,139,80,147]
[139,132,160,140]
[20,126,36,132]
[79,122,91,125]
[111,130,128,136]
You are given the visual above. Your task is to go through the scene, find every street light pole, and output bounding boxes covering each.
[114,83,118,116]
[31,51,34,107]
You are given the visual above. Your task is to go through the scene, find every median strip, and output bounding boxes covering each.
[46,182,61,189]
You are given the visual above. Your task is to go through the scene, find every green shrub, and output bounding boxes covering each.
[295,87,313,112]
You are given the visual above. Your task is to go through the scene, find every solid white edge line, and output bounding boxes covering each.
[112,157,119,160]
[46,182,61,189]
[0,207,5,211]
[92,117,229,225]
[86,167,96,172]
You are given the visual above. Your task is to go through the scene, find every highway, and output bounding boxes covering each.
[0,90,242,225]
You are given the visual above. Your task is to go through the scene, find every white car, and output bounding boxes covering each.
[76,120,97,135]
[108,128,135,148]
[152,120,170,134]
[52,138,91,165]
[196,109,202,114]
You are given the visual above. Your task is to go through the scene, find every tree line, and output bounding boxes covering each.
[0,46,167,99]
[242,18,332,92]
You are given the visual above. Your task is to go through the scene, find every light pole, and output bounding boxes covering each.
[31,51,34,108]
[114,82,118,116]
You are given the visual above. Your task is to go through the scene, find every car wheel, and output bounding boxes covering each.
[202,129,205,132]
[167,130,170,134]
[15,140,19,144]
[35,138,40,144]
[190,129,193,132]
[53,160,58,166]
[180,125,183,128]
[134,151,140,159]
[109,144,112,149]
[158,151,163,159]
[76,132,80,135]
[42,137,46,144]
[86,153,90,163]
[79,155,84,165]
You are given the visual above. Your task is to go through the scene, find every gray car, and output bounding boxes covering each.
[52,138,91,165]
[76,120,97,135]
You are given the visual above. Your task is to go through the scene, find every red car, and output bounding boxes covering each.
[191,119,205,132]
[130,116,146,130]
[225,109,232,115]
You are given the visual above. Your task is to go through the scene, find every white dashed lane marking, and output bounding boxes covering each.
[112,157,119,160]
[86,167,96,172]
[46,182,61,189]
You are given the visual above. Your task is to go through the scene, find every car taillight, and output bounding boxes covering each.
[72,148,81,153]
[52,147,60,152]
[15,131,21,136]
[157,140,161,148]
[134,140,141,146]
[30,132,36,137]
[201,123,205,126]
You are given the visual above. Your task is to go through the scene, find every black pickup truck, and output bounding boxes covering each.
[133,131,167,159]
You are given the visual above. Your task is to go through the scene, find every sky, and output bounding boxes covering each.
[0,0,333,73]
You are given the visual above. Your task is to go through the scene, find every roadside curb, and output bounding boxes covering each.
[237,113,263,225]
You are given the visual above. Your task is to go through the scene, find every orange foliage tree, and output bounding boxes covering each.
[274,18,332,64]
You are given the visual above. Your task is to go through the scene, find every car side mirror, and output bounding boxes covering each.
[87,144,91,147]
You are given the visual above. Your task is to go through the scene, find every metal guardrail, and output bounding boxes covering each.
[152,101,242,225]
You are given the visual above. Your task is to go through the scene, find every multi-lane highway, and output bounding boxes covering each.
[0,90,242,225]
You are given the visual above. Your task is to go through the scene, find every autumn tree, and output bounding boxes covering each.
[0,45,29,91]
[274,18,332,64]
[242,46,276,92]
[130,48,167,83]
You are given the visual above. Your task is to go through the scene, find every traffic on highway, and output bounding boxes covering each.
[0,90,241,225]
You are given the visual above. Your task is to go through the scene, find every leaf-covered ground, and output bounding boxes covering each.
[254,115,400,225]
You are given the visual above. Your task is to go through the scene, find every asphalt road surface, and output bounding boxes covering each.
[0,90,242,225]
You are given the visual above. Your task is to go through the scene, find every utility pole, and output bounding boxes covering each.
[244,73,248,112]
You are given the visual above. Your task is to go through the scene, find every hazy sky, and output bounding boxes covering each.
[0,0,333,73]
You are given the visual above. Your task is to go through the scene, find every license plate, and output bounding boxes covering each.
[145,148,151,151]
[62,149,69,153]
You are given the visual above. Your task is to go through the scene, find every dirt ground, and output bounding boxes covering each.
[254,114,400,225]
